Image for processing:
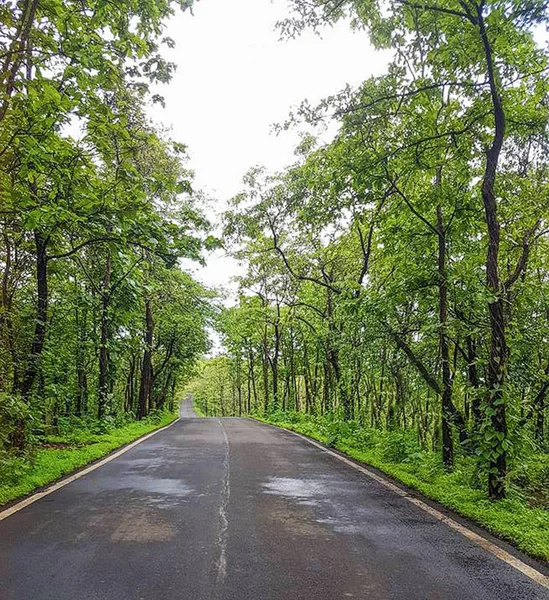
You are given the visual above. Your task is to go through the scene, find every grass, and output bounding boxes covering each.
[0,412,178,507]
[259,411,549,564]
[192,399,206,417]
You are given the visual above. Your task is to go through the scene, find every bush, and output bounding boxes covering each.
[0,393,34,452]
[379,430,424,463]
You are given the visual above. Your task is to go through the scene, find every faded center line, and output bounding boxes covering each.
[215,418,230,595]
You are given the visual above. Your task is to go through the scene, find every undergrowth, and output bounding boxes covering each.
[0,410,177,507]
[261,411,549,564]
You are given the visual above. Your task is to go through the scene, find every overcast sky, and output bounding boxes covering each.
[151,0,388,290]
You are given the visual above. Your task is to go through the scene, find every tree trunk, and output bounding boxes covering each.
[262,324,270,413]
[271,310,281,409]
[465,335,482,431]
[478,9,508,500]
[249,348,258,412]
[437,202,454,468]
[125,354,136,413]
[97,249,111,419]
[19,231,48,398]
[137,298,154,419]
[0,0,39,123]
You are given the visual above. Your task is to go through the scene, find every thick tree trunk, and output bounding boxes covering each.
[19,231,48,398]
[325,289,351,419]
[11,231,47,450]
[478,9,508,500]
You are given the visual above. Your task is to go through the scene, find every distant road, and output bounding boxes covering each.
[179,394,198,418]
[1,400,547,599]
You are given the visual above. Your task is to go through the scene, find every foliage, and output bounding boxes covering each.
[208,0,549,504]
[0,410,178,506]
[261,412,549,563]
[0,1,213,479]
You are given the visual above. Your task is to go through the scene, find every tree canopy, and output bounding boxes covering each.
[0,0,213,457]
[191,0,549,502]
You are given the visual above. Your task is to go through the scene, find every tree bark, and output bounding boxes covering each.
[19,231,48,398]
[1,226,18,392]
[137,297,154,419]
[437,202,454,467]
[97,249,111,419]
[262,324,270,413]
[478,8,507,500]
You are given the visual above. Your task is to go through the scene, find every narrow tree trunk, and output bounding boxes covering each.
[262,325,270,413]
[249,348,258,411]
[437,202,454,468]
[125,355,136,413]
[1,230,20,393]
[236,357,242,416]
[97,249,111,419]
[0,0,39,123]
[138,298,154,419]
[466,335,482,430]
[271,310,281,409]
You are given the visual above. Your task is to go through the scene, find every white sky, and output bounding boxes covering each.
[151,0,388,291]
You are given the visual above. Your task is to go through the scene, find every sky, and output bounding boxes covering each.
[150,0,388,291]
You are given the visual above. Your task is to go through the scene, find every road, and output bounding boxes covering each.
[1,401,548,600]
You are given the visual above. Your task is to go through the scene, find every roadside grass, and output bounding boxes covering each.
[0,411,178,507]
[259,411,549,564]
[192,400,206,417]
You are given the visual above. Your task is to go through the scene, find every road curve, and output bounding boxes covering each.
[1,406,548,600]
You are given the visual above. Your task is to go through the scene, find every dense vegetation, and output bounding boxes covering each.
[188,0,549,522]
[3,0,549,561]
[0,0,212,493]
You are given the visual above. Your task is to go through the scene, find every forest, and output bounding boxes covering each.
[2,0,549,564]
[185,0,549,553]
[0,0,213,503]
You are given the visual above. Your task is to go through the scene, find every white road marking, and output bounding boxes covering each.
[0,418,181,522]
[215,419,231,595]
[256,419,549,590]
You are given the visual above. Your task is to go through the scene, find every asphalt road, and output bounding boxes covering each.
[1,401,548,600]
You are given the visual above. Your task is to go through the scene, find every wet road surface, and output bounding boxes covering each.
[1,401,548,599]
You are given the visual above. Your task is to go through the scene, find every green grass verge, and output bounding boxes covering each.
[192,399,206,417]
[259,414,549,564]
[0,412,178,507]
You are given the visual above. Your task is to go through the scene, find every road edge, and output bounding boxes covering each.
[250,417,549,589]
[0,416,181,522]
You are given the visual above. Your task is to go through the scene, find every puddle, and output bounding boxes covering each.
[262,476,330,499]
[125,476,192,496]
[262,476,381,538]
[84,474,194,508]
